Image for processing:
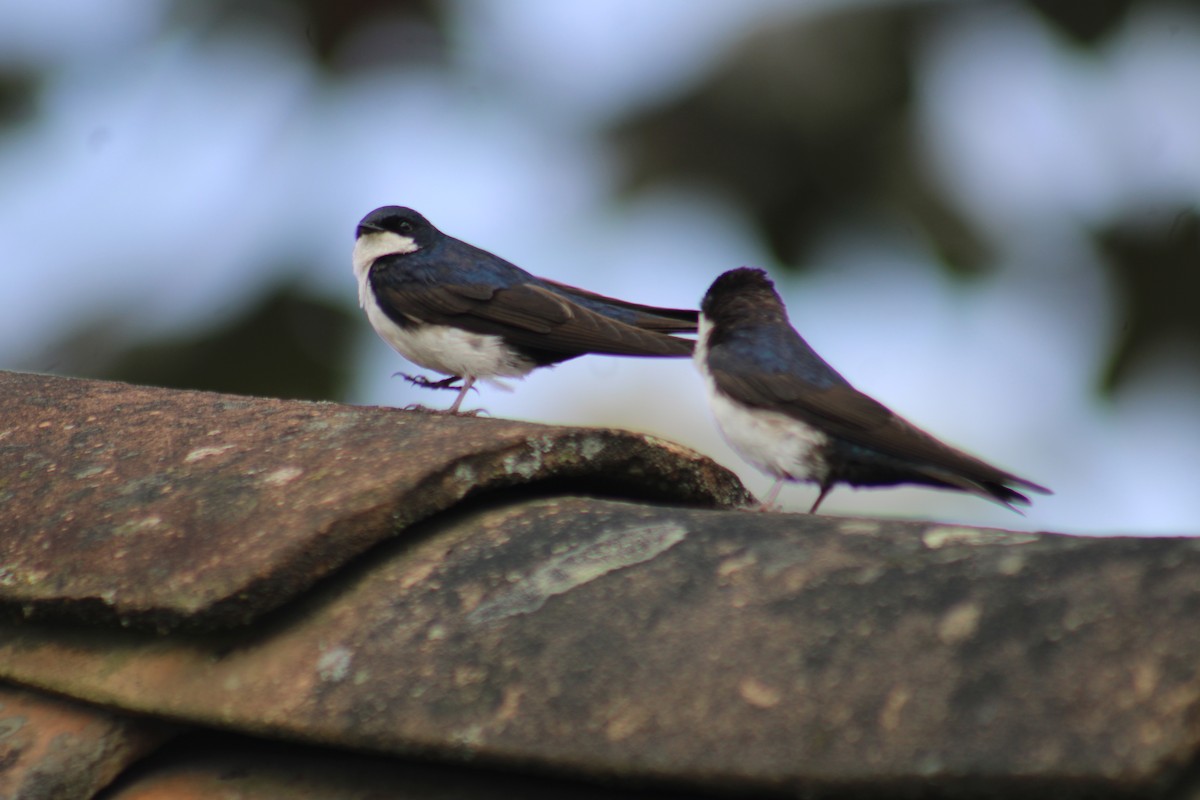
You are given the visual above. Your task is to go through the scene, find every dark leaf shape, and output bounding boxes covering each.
[1096,208,1200,394]
[1026,0,1136,46]
[610,5,990,274]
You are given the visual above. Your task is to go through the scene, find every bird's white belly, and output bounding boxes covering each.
[694,315,827,483]
[363,295,534,383]
[706,388,828,483]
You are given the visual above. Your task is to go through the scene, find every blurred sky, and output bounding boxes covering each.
[2,0,1198,534]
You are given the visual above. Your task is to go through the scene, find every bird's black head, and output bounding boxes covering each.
[355,206,440,252]
[700,267,789,327]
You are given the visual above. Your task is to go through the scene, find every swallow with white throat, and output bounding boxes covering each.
[695,267,1051,513]
[353,206,698,412]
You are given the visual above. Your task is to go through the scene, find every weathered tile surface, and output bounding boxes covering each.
[0,681,170,799]
[5,371,1200,797]
[104,736,689,800]
[0,498,1198,795]
[0,370,748,630]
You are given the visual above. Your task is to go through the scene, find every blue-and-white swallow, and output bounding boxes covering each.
[353,206,698,412]
[695,267,1051,512]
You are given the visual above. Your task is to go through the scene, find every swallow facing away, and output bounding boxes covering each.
[353,206,699,412]
[695,267,1051,513]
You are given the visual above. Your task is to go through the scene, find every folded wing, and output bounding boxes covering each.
[708,348,1051,506]
[374,279,694,358]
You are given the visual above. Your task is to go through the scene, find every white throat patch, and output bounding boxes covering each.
[352,231,419,309]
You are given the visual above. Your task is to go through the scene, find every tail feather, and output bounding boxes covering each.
[540,278,699,333]
[912,464,1046,513]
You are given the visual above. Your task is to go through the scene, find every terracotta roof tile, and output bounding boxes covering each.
[0,371,748,631]
[4,495,1200,794]
[4,371,1200,797]
[0,682,170,798]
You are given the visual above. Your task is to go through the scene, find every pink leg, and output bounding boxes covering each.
[758,478,786,511]
[809,482,833,514]
[448,376,476,413]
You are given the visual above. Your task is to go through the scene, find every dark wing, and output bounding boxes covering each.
[374,278,693,358]
[539,278,699,333]
[709,352,1050,504]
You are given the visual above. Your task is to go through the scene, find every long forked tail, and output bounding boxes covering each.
[917,465,1052,513]
[539,278,700,333]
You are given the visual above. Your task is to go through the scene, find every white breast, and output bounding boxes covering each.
[695,315,829,484]
[364,296,535,384]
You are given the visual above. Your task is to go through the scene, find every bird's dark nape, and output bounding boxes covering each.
[707,267,774,295]
[700,267,789,324]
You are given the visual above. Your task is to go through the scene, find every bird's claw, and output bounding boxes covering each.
[394,373,465,392]
[401,403,489,417]
[393,373,484,414]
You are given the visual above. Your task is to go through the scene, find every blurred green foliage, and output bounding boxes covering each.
[32,287,356,402]
[1098,210,1200,393]
[0,69,38,127]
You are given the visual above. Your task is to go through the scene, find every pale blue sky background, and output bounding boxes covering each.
[2,0,1198,533]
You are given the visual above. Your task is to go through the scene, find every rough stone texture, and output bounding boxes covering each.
[0,370,748,630]
[5,371,1200,798]
[104,736,682,799]
[0,498,1198,796]
[0,681,170,800]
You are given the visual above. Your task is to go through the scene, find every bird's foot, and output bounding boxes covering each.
[394,373,464,392]
[401,402,489,417]
[401,403,437,413]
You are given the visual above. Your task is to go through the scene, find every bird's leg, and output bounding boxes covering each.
[395,373,484,414]
[808,481,834,514]
[395,373,463,392]
[448,376,477,414]
[758,478,786,511]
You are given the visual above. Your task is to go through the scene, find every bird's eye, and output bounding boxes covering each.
[398,220,413,234]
